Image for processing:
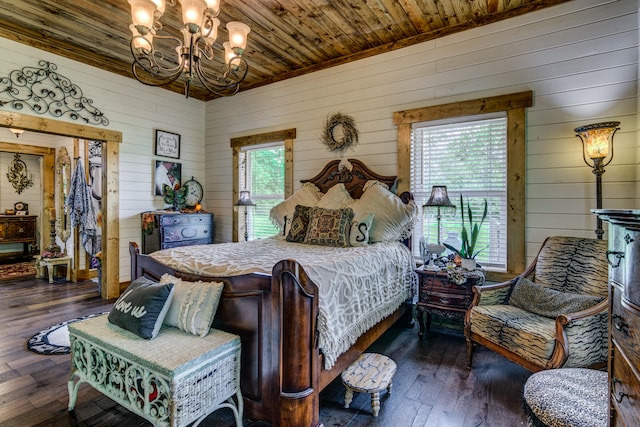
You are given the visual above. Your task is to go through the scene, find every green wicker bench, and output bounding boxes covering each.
[67,314,242,427]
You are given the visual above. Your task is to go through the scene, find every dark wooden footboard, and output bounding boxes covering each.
[130,242,408,427]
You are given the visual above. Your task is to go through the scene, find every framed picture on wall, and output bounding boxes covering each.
[154,160,182,196]
[155,130,181,159]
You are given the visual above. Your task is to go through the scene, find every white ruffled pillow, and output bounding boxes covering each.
[349,181,417,243]
[317,183,354,209]
[159,274,224,337]
[269,182,323,232]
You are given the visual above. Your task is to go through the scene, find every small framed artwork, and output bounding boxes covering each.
[154,160,182,196]
[155,130,181,159]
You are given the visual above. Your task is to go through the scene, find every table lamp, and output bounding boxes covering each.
[423,185,455,268]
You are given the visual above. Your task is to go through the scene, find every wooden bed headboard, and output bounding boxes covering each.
[300,158,397,199]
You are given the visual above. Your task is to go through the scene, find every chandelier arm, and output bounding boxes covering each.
[132,63,184,87]
[193,59,248,96]
[130,34,185,87]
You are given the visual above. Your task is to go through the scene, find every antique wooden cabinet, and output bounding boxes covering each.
[595,210,640,427]
[0,215,37,255]
[415,266,485,338]
[141,212,213,254]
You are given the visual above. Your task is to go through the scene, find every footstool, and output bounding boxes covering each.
[68,314,243,427]
[523,368,608,427]
[341,352,397,417]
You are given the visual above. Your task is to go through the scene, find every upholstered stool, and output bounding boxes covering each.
[523,368,608,427]
[341,352,396,417]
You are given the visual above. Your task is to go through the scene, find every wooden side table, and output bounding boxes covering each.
[415,266,484,338]
[36,256,72,283]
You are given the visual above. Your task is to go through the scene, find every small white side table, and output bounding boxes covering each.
[35,256,72,283]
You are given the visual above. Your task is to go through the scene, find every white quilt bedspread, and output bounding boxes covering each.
[150,237,417,369]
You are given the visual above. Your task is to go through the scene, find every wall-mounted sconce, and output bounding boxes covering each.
[7,153,34,194]
[9,128,25,138]
[574,121,620,240]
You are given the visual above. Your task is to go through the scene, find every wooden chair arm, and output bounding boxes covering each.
[469,279,514,307]
[549,298,609,369]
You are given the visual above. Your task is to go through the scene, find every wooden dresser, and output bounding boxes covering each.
[0,215,37,255]
[595,210,640,427]
[141,211,213,254]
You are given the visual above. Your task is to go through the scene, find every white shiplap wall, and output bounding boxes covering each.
[0,39,206,281]
[205,0,638,266]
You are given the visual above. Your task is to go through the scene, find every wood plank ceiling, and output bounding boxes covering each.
[0,0,570,101]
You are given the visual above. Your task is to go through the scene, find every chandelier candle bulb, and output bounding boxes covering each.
[128,0,155,30]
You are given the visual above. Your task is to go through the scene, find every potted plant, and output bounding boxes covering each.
[443,195,488,270]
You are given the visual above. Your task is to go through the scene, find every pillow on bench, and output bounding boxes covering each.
[509,277,603,318]
[108,277,174,339]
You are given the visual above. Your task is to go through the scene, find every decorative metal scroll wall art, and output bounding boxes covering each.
[7,153,34,194]
[0,61,109,126]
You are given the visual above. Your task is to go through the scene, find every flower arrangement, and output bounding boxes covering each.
[443,195,488,260]
[41,250,65,259]
[90,251,102,269]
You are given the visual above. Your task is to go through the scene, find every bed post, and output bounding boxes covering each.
[272,259,321,427]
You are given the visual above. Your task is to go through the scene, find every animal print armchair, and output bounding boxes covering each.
[465,236,609,372]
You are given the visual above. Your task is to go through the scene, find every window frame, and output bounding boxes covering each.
[230,128,295,242]
[394,91,532,281]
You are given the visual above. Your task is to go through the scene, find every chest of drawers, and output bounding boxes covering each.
[141,212,213,254]
[595,209,640,427]
[0,215,37,255]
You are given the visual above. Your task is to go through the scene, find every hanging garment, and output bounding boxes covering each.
[66,158,99,255]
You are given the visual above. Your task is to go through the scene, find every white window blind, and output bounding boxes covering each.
[240,144,284,240]
[411,114,507,271]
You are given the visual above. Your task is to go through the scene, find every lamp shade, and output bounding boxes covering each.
[574,121,620,160]
[234,190,255,206]
[424,186,455,208]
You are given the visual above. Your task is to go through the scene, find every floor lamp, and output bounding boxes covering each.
[574,121,620,240]
[234,190,255,241]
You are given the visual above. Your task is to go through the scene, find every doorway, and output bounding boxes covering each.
[0,111,122,299]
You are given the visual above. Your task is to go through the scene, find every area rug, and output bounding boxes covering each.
[27,312,108,355]
[0,261,36,280]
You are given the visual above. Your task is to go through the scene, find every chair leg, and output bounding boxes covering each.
[466,338,474,369]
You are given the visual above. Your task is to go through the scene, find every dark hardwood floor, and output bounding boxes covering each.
[0,275,532,426]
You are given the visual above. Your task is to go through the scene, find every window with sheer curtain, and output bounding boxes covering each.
[411,113,508,271]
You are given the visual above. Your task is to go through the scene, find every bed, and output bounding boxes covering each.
[129,158,417,427]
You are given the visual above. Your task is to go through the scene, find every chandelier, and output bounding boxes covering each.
[127,0,250,98]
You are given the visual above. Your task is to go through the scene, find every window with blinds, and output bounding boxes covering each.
[239,144,284,240]
[411,113,507,271]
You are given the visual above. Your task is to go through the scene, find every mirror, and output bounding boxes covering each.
[55,147,72,253]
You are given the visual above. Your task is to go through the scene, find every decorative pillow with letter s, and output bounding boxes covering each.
[108,277,174,339]
[159,274,224,337]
